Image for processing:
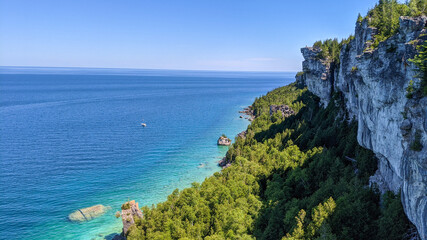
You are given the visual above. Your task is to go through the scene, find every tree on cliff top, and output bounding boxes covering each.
[366,0,426,48]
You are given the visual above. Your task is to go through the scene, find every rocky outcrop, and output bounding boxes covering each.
[217,136,231,146]
[270,104,295,117]
[299,16,427,239]
[218,157,231,169]
[295,72,306,88]
[301,47,335,106]
[68,204,110,222]
[120,200,143,237]
[239,106,255,121]
[237,130,247,139]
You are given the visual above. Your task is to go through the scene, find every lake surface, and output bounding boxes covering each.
[0,67,294,239]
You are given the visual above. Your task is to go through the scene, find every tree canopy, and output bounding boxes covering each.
[124,83,413,240]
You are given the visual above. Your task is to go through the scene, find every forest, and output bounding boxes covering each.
[312,0,426,61]
[125,83,413,240]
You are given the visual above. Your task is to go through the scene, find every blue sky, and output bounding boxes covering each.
[0,0,380,71]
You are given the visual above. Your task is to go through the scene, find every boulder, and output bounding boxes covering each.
[68,204,110,222]
[269,104,295,117]
[217,136,231,146]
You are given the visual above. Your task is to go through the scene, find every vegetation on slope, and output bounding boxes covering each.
[125,84,413,240]
[410,39,427,96]
[312,37,353,64]
[312,0,426,59]
[364,0,426,49]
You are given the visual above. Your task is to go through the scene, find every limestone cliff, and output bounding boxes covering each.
[300,16,427,239]
[301,47,335,106]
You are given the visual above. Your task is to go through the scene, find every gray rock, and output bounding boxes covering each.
[270,104,294,117]
[68,204,110,222]
[298,16,427,239]
[295,72,306,88]
[121,200,143,235]
[217,136,231,146]
[301,47,335,107]
[401,119,413,131]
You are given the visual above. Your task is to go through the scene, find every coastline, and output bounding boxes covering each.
[0,71,292,240]
[92,104,258,239]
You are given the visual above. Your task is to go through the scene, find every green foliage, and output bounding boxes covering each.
[406,80,416,98]
[377,192,412,240]
[311,0,426,73]
[313,39,341,63]
[408,0,427,16]
[366,0,408,48]
[125,83,413,239]
[351,66,358,72]
[409,39,427,96]
[410,130,423,151]
[357,13,363,22]
[365,0,426,49]
[296,71,304,77]
[312,35,355,65]
[251,83,306,117]
[282,197,336,240]
[121,202,130,210]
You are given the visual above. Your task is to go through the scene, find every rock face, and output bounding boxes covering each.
[270,104,295,117]
[295,72,306,88]
[301,47,335,106]
[217,136,231,146]
[121,200,143,236]
[68,204,110,222]
[299,16,427,239]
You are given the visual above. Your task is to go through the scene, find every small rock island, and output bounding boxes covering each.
[217,135,231,146]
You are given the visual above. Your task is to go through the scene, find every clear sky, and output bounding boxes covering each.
[0,0,381,71]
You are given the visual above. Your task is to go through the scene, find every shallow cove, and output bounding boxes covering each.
[0,68,294,239]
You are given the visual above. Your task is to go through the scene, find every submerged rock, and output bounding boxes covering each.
[68,204,110,222]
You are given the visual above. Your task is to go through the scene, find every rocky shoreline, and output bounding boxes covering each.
[217,106,256,169]
[239,106,255,121]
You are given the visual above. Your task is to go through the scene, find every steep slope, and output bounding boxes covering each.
[300,15,427,239]
[115,2,427,240]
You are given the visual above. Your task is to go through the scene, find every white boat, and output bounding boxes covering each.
[141,123,146,127]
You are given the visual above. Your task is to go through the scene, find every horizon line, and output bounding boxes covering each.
[0,65,299,73]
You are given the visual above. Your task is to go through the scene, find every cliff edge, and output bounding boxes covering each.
[300,16,427,239]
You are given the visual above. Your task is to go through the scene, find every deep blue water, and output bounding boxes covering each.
[0,67,294,239]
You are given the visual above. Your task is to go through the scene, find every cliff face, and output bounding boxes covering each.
[301,47,335,106]
[300,16,427,239]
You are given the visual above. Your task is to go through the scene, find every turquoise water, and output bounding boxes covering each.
[0,67,294,239]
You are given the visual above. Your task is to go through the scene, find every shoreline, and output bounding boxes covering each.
[239,105,255,121]
[112,105,256,239]
[94,104,257,239]
[0,72,290,240]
